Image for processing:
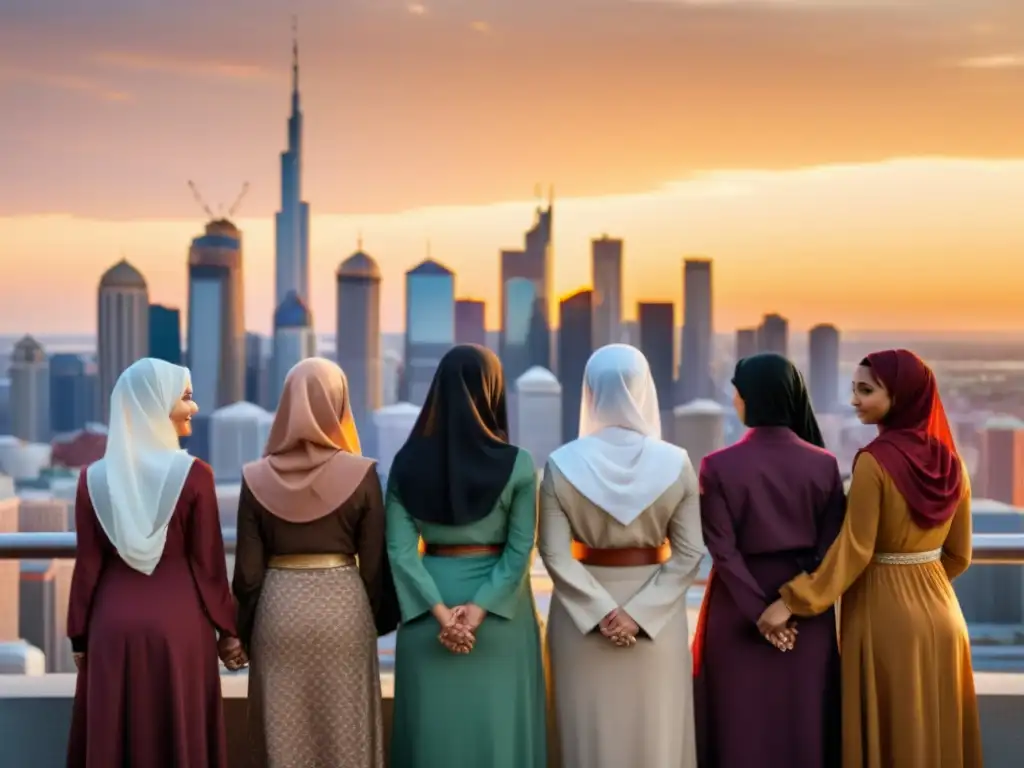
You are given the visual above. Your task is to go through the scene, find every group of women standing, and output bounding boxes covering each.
[65,341,981,767]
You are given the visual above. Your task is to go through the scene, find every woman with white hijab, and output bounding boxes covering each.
[66,358,243,768]
[539,344,705,768]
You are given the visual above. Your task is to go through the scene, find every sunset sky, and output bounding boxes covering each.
[2,0,1024,334]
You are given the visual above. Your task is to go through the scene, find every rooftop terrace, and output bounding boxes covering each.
[0,532,1022,766]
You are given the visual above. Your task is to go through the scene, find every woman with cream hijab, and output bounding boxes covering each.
[233,358,397,768]
[66,358,241,768]
[539,344,705,768]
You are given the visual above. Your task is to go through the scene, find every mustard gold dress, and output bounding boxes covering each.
[780,453,982,768]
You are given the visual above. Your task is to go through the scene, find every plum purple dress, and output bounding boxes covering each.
[692,427,844,768]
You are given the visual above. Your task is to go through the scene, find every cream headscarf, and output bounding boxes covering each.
[86,358,196,575]
[548,344,689,526]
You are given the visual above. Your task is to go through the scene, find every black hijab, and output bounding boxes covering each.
[389,344,520,526]
[732,353,825,449]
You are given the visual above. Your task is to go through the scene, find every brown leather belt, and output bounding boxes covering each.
[423,543,504,558]
[571,540,671,567]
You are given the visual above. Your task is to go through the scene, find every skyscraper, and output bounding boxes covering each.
[735,328,757,361]
[637,302,674,422]
[336,246,383,448]
[9,336,50,442]
[49,353,95,434]
[187,219,245,411]
[558,289,593,442]
[500,192,553,370]
[97,259,149,423]
[680,258,713,403]
[274,21,311,306]
[808,323,840,413]
[244,332,269,408]
[757,313,789,357]
[455,299,486,347]
[271,290,317,407]
[148,304,182,365]
[403,259,455,406]
[502,277,538,383]
[591,235,623,348]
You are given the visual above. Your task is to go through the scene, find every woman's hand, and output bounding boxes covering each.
[766,625,798,652]
[452,603,486,633]
[757,598,794,638]
[600,609,639,648]
[73,652,85,670]
[217,636,248,670]
[433,604,475,654]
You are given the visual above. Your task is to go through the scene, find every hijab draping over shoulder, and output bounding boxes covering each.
[732,353,825,448]
[389,344,519,526]
[548,344,688,527]
[859,349,963,529]
[86,358,197,575]
[242,357,375,524]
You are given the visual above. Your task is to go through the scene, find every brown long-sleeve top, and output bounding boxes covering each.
[231,464,399,649]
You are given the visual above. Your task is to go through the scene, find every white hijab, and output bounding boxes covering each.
[86,358,196,575]
[548,344,689,526]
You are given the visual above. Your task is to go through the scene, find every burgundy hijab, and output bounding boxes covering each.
[857,349,963,529]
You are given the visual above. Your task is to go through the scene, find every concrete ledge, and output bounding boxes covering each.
[1,673,1022,767]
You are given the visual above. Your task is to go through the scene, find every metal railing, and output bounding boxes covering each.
[0,531,1022,564]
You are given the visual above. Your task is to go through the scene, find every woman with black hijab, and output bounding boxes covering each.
[385,345,547,768]
[692,353,844,768]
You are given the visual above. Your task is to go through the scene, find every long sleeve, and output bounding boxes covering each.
[471,451,537,620]
[358,469,400,635]
[624,462,705,639]
[187,462,238,638]
[813,462,848,567]
[781,452,883,617]
[699,459,768,625]
[67,472,106,653]
[941,470,972,581]
[231,482,264,650]
[537,463,620,634]
[385,478,444,623]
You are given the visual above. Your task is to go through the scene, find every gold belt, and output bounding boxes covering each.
[267,553,355,570]
[873,548,942,566]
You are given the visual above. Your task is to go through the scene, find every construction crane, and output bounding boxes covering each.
[187,180,250,221]
[187,180,215,220]
[226,182,250,219]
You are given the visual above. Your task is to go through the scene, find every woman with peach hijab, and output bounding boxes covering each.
[232,358,398,768]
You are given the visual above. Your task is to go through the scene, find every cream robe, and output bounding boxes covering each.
[539,460,704,768]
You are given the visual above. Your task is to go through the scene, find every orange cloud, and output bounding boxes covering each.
[90,51,281,82]
[0,66,130,102]
[957,53,1024,69]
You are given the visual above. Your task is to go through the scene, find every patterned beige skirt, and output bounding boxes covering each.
[249,561,383,768]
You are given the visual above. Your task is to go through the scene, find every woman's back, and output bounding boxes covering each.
[701,428,845,570]
[544,459,686,549]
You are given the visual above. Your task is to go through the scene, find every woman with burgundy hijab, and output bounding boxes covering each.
[759,349,981,768]
[232,358,397,768]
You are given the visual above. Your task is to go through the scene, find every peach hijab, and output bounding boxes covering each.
[242,357,375,523]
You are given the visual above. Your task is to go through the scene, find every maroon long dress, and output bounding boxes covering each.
[692,427,844,768]
[66,459,237,768]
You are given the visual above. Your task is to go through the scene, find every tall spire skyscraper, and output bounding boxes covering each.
[274,16,311,307]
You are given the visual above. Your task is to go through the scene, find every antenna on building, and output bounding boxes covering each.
[547,184,554,208]
[187,180,216,220]
[357,230,364,251]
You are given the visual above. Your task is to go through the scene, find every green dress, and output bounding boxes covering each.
[386,449,547,768]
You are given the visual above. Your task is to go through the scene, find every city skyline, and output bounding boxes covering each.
[4,0,1024,334]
